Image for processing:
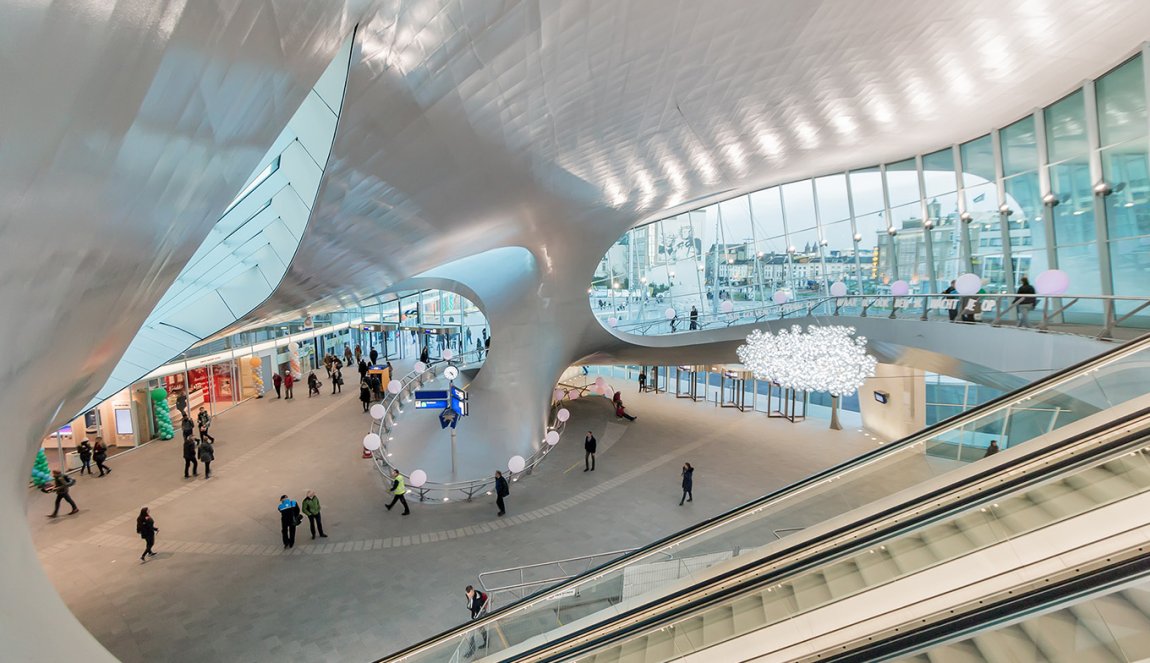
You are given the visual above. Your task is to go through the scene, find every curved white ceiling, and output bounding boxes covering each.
[237,0,1150,328]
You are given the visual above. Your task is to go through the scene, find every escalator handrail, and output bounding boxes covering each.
[379,331,1150,662]
[506,406,1150,662]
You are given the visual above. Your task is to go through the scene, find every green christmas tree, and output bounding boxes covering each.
[151,388,175,440]
[30,448,52,487]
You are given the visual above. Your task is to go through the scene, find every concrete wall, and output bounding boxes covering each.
[858,364,927,442]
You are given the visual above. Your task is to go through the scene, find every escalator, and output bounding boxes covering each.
[381,334,1150,663]
[548,409,1150,662]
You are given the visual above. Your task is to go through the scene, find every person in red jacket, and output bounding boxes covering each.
[283,372,295,399]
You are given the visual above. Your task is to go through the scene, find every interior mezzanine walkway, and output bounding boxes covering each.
[29,368,884,663]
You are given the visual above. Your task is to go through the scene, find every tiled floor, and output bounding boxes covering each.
[28,373,887,662]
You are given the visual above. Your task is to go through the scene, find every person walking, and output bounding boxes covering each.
[369,347,378,365]
[183,436,199,478]
[77,439,93,475]
[943,280,959,322]
[136,507,158,561]
[283,372,295,399]
[301,490,328,539]
[689,305,699,330]
[196,406,215,444]
[307,371,320,397]
[354,345,363,365]
[494,470,510,516]
[385,469,410,515]
[638,370,647,392]
[584,431,597,472]
[198,439,215,479]
[344,344,354,369]
[93,438,111,477]
[1015,277,1038,328]
[670,311,678,333]
[331,366,343,394]
[679,462,694,505]
[419,345,430,365]
[278,495,301,549]
[272,372,283,398]
[175,390,189,421]
[181,414,195,443]
[44,470,78,517]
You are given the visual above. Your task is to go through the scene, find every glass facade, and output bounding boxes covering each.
[595,52,1150,326]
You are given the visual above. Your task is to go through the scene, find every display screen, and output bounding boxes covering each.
[874,391,890,404]
[114,408,134,435]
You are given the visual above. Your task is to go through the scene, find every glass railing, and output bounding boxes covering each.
[604,293,1150,342]
[383,334,1150,663]
[566,417,1150,662]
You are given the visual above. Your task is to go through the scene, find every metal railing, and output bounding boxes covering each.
[365,350,572,503]
[478,549,639,609]
[605,293,1150,341]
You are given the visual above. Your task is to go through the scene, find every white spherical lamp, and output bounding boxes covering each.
[720,300,734,313]
[664,307,677,319]
[556,408,571,422]
[508,455,526,473]
[1035,269,1070,295]
[955,273,982,295]
[890,280,910,297]
[409,469,428,487]
[772,290,789,304]
[442,349,454,361]
[362,433,382,451]
[387,380,402,394]
[829,281,848,297]
[413,361,427,373]
[369,403,386,420]
[545,430,560,445]
[608,316,618,327]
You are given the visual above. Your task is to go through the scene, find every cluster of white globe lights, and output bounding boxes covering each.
[605,268,1072,327]
[359,268,1072,484]
[359,347,575,489]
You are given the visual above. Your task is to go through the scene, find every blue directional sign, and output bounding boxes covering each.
[414,389,449,409]
[450,385,468,416]
[438,407,459,429]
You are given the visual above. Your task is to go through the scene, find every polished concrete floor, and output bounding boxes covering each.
[28,375,886,663]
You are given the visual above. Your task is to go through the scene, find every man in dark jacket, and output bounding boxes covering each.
[197,406,215,443]
[584,431,597,472]
[278,495,300,549]
[494,471,509,517]
[175,390,189,419]
[182,415,194,443]
[198,439,215,479]
[1015,277,1038,328]
[44,470,78,517]
[183,437,198,478]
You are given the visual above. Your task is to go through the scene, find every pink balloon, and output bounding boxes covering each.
[1034,269,1069,295]
[569,390,581,400]
[552,389,564,402]
[594,377,606,387]
[890,280,910,297]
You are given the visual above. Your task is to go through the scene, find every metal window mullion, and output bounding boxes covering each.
[917,154,938,304]
[845,171,865,294]
[992,128,1015,290]
[953,144,974,272]
[1084,79,1116,303]
[778,186,792,296]
[811,178,832,297]
[880,163,898,280]
[1034,108,1060,272]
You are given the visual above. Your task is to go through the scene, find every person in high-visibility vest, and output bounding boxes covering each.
[386,469,410,515]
